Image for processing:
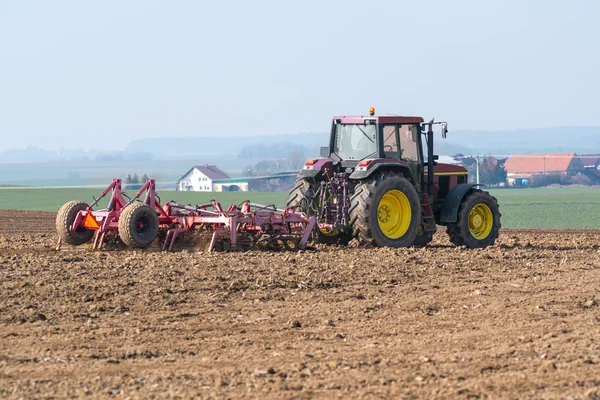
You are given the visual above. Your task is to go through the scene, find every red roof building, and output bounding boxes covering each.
[504,153,584,186]
[504,153,582,175]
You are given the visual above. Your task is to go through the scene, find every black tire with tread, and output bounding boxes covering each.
[56,200,95,245]
[349,172,421,248]
[118,202,159,248]
[286,178,351,245]
[446,189,501,248]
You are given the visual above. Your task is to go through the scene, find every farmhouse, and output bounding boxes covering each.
[177,165,231,192]
[177,165,299,192]
[504,153,583,186]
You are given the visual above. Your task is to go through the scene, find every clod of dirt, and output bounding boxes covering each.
[584,387,600,400]
[213,376,229,387]
[27,312,47,323]
[254,369,268,377]
[580,299,599,309]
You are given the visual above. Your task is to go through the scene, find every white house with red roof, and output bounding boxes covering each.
[177,164,231,192]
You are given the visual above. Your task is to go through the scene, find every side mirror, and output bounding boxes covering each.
[441,123,448,139]
[320,146,330,157]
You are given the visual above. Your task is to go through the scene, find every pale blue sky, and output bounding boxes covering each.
[0,0,598,151]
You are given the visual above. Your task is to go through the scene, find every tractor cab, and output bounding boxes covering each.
[293,108,501,250]
[326,112,425,169]
[322,109,459,205]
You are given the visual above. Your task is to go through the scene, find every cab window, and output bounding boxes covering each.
[382,125,400,158]
[399,124,420,161]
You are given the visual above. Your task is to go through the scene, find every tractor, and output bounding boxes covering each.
[286,108,501,248]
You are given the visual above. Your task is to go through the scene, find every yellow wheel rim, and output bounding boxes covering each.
[468,203,493,240]
[319,227,339,237]
[377,190,411,239]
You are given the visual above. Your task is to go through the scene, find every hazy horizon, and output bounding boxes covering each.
[1,0,599,152]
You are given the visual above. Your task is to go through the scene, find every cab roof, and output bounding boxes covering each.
[333,115,425,125]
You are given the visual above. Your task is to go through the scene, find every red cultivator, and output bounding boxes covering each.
[56,179,315,251]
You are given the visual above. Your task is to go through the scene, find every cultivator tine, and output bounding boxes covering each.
[92,231,100,250]
[169,231,180,251]
[162,229,186,251]
[209,231,218,252]
[230,217,238,250]
[92,230,106,250]
[162,231,173,251]
[298,216,316,250]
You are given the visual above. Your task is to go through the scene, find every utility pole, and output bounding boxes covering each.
[543,156,546,175]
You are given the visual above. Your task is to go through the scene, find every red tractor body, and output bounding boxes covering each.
[287,110,500,248]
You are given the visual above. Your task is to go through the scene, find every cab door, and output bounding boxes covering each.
[382,124,401,159]
[399,124,423,188]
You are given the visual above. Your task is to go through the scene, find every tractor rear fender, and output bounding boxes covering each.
[298,158,334,179]
[349,161,417,186]
[439,183,482,224]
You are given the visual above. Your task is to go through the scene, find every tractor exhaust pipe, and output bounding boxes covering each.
[427,118,435,202]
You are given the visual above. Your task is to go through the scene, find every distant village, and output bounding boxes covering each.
[455,152,600,187]
[167,153,600,193]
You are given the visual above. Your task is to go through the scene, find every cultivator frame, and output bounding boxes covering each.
[56,179,315,252]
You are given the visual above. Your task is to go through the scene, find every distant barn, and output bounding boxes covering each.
[504,153,583,186]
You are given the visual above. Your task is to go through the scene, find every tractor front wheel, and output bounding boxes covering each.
[56,201,95,245]
[118,202,159,248]
[447,189,501,248]
[349,173,421,248]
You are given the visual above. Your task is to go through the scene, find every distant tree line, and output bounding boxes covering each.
[244,151,305,177]
[454,154,507,186]
[478,156,507,186]
[124,173,149,188]
[238,142,310,159]
[95,152,153,162]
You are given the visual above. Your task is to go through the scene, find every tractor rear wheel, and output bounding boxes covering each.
[447,189,501,248]
[286,178,351,245]
[56,201,95,245]
[118,202,159,248]
[349,173,421,248]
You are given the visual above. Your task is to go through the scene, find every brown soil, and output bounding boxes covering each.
[1,210,600,399]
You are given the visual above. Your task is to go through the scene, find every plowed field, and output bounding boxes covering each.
[1,209,600,399]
